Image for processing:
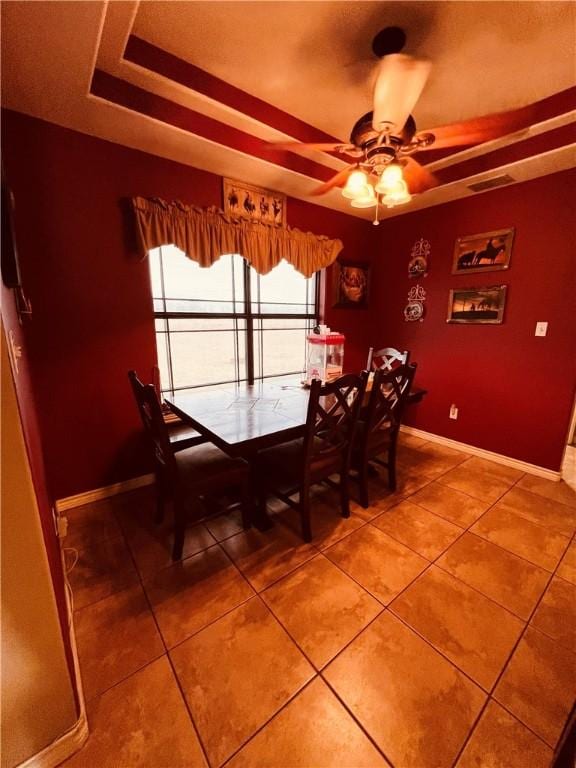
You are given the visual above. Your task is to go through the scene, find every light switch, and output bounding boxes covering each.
[535,322,548,337]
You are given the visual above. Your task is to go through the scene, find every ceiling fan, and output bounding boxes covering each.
[269,27,534,210]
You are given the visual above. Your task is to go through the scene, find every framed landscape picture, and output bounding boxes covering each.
[333,261,370,309]
[452,228,514,274]
[447,285,507,324]
[223,178,286,226]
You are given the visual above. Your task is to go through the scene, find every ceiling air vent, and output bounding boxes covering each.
[467,174,515,193]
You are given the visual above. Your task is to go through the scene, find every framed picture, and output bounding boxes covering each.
[447,285,507,324]
[223,178,286,226]
[452,228,514,274]
[333,261,370,309]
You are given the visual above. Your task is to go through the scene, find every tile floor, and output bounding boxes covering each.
[61,437,576,768]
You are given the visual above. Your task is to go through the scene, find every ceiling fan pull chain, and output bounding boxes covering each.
[372,195,380,226]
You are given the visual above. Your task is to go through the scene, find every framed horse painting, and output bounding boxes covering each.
[447,285,507,324]
[452,228,514,274]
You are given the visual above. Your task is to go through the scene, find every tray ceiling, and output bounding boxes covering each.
[1,1,575,220]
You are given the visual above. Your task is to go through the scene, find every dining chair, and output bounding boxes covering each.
[129,375,251,559]
[255,372,368,542]
[128,370,206,452]
[372,347,411,372]
[352,363,416,508]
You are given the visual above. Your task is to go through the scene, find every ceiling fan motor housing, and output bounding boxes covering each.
[350,112,417,148]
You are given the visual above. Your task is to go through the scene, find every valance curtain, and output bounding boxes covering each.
[131,196,343,277]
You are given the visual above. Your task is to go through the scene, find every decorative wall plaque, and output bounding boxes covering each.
[404,284,427,322]
[408,238,430,278]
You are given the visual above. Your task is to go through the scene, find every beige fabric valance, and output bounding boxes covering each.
[131,196,343,277]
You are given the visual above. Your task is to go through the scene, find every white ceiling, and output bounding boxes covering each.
[1,1,575,220]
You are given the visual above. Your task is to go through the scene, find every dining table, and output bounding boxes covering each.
[165,376,427,460]
[165,376,426,528]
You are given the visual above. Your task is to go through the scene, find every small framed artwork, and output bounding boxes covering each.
[333,261,370,309]
[452,228,514,274]
[223,178,286,226]
[447,285,507,324]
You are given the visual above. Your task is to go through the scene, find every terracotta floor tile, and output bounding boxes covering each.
[204,508,245,541]
[372,500,462,560]
[351,465,434,521]
[227,678,390,768]
[438,464,514,503]
[67,535,139,610]
[65,497,124,549]
[411,482,489,528]
[324,611,486,768]
[494,626,576,747]
[495,486,576,537]
[471,506,570,571]
[144,545,254,648]
[557,539,576,585]
[75,584,164,700]
[220,523,316,591]
[398,432,430,449]
[408,443,470,479]
[530,576,576,651]
[171,597,314,766]
[391,566,523,690]
[517,473,576,509]
[456,700,553,768]
[325,524,428,604]
[261,555,381,668]
[436,532,549,620]
[120,507,216,580]
[463,457,524,483]
[62,657,207,768]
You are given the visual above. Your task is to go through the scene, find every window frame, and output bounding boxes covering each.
[152,247,320,394]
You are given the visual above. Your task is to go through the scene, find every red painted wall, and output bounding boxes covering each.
[371,169,576,471]
[1,110,375,499]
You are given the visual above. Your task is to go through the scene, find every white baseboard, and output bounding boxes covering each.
[55,473,155,512]
[18,711,88,768]
[401,425,562,481]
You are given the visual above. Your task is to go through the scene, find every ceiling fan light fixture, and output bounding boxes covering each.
[374,162,404,193]
[382,179,412,208]
[350,184,377,208]
[342,170,369,199]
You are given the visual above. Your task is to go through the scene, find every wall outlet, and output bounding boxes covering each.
[56,515,68,538]
[449,404,458,420]
[535,321,548,337]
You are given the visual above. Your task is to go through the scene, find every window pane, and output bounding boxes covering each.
[251,259,315,314]
[158,246,244,311]
[155,332,170,391]
[167,319,247,389]
[255,319,311,379]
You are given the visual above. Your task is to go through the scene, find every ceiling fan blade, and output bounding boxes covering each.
[400,156,438,194]
[267,141,362,157]
[372,53,431,134]
[310,166,355,196]
[415,104,535,151]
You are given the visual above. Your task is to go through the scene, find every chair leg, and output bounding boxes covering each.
[358,459,370,509]
[299,487,312,542]
[154,469,165,525]
[340,472,351,518]
[172,494,186,561]
[388,443,398,492]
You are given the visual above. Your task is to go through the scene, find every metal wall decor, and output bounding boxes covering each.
[408,237,430,278]
[404,284,427,322]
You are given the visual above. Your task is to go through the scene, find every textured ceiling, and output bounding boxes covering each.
[1,1,575,220]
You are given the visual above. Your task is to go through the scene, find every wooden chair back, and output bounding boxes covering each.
[303,372,368,469]
[366,363,416,436]
[372,347,411,372]
[138,382,178,479]
[129,370,177,477]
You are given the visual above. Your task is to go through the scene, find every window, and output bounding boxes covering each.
[150,245,318,394]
